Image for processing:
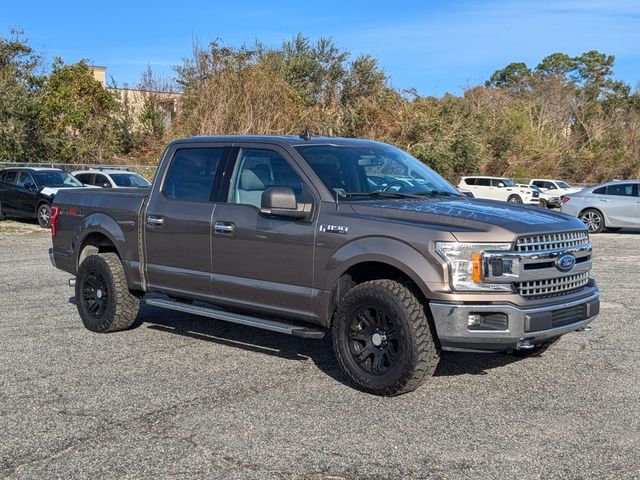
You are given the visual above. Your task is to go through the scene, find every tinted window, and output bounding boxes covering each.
[532,181,543,188]
[94,174,109,186]
[110,173,151,188]
[228,148,304,208]
[163,148,224,202]
[464,178,477,185]
[476,178,491,186]
[33,171,83,187]
[3,171,17,184]
[75,173,94,185]
[606,183,638,197]
[17,172,34,187]
[592,187,607,195]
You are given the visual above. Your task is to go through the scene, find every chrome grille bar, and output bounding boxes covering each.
[515,231,589,252]
[516,272,589,299]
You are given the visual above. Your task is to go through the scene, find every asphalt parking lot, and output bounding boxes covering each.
[1,223,639,479]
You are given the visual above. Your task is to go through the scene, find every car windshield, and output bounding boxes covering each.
[110,173,151,188]
[33,171,83,188]
[294,143,460,200]
[557,181,571,188]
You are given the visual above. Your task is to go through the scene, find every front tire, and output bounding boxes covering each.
[37,203,51,228]
[507,195,523,204]
[332,279,439,396]
[539,199,547,208]
[75,253,140,333]
[579,209,604,233]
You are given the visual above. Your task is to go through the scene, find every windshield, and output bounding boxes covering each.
[294,143,460,200]
[33,171,83,188]
[110,173,151,188]
[557,181,571,189]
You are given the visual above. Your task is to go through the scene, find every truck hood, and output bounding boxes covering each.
[349,197,586,242]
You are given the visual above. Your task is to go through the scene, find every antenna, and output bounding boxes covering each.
[300,128,311,141]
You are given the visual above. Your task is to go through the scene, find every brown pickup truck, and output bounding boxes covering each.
[49,135,599,396]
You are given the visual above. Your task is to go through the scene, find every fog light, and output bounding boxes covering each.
[467,313,509,331]
[468,314,482,327]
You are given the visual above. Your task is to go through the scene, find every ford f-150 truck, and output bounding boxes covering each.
[49,135,599,396]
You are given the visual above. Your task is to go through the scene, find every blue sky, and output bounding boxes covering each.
[2,0,639,96]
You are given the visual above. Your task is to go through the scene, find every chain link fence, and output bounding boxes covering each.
[0,162,159,181]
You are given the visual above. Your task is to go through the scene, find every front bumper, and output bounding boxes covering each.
[48,247,56,268]
[430,290,599,352]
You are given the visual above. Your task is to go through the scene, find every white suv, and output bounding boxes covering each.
[529,179,582,208]
[72,169,151,189]
[458,176,540,205]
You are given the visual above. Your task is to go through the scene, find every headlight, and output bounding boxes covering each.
[435,242,513,292]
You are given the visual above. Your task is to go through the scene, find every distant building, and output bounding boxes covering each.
[90,65,181,131]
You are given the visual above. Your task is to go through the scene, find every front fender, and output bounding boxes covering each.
[319,236,446,310]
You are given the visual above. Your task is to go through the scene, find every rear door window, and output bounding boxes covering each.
[3,171,17,184]
[163,148,225,202]
[476,178,491,187]
[606,183,638,197]
[592,187,606,195]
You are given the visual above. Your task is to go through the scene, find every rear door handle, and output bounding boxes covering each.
[214,221,235,234]
[146,215,165,226]
[599,199,609,202]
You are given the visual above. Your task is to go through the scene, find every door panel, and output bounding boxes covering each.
[144,146,227,299]
[210,145,316,319]
[601,183,638,226]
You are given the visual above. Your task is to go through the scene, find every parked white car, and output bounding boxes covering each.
[457,176,540,205]
[529,179,582,208]
[72,169,151,189]
[561,180,640,233]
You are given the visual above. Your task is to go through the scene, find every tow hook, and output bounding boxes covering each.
[516,339,536,350]
[69,278,76,287]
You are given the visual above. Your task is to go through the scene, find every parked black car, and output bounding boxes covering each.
[0,167,85,227]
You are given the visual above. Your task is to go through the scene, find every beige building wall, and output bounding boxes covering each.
[91,66,107,86]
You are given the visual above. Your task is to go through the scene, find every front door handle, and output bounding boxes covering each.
[214,221,235,234]
[146,215,165,226]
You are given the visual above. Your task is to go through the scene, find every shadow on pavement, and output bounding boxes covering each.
[135,302,528,386]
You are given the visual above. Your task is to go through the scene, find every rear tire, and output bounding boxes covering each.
[579,209,604,233]
[507,195,522,204]
[0,201,5,221]
[75,253,140,333]
[332,279,439,396]
[37,203,51,228]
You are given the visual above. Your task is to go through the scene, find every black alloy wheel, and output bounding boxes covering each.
[348,305,401,375]
[82,271,110,319]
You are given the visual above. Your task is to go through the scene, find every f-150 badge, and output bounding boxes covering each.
[319,224,348,234]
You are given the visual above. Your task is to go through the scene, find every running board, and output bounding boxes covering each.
[144,297,325,339]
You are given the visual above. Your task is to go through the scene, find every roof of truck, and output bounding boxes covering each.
[171,135,387,148]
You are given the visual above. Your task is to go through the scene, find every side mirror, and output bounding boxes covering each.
[101,182,112,188]
[260,187,311,220]
[498,182,505,188]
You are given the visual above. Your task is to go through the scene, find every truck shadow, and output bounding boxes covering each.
[136,303,526,385]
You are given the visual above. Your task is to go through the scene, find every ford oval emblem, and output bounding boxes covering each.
[556,253,576,272]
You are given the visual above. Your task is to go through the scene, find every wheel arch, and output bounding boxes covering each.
[578,206,609,228]
[319,237,442,327]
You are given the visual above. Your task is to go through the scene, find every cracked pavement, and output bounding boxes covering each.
[1,228,639,479]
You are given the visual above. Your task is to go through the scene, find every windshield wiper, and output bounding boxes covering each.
[413,190,460,197]
[340,191,425,200]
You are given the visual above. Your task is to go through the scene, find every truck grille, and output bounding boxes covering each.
[516,272,589,299]
[515,231,589,252]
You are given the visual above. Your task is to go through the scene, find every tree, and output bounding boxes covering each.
[485,62,532,90]
[0,29,44,161]
[40,59,118,162]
